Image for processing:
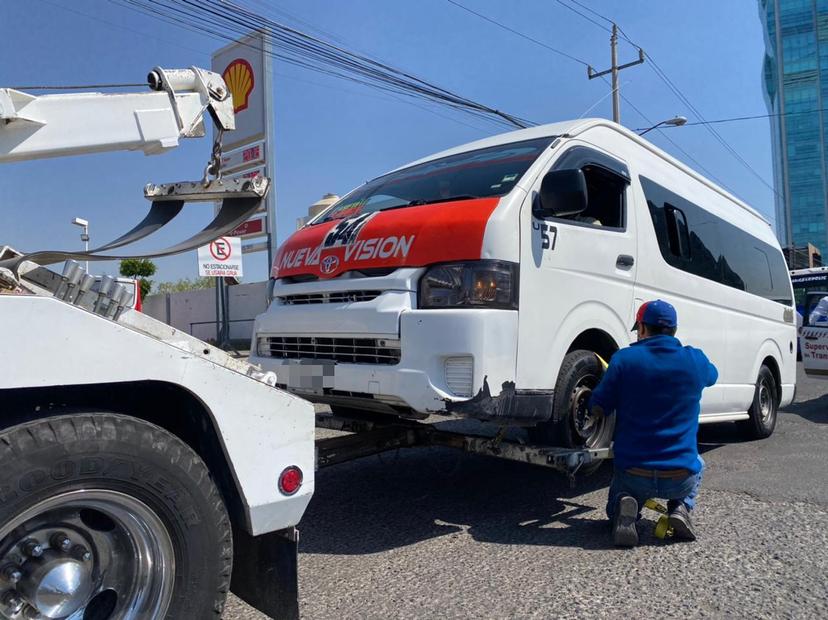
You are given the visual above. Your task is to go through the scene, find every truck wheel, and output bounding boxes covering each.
[529,349,614,454]
[0,413,232,620]
[738,365,778,440]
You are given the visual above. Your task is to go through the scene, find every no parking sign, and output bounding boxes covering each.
[198,236,243,277]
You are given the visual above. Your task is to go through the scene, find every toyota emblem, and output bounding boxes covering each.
[320,255,340,275]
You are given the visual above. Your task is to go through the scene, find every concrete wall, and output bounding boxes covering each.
[143,281,268,345]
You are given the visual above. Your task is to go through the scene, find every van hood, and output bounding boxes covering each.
[272,197,500,280]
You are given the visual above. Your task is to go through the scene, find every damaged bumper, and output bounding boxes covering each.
[446,378,554,424]
[252,306,532,419]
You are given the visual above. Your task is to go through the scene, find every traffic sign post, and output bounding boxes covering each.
[198,236,243,277]
[198,236,243,349]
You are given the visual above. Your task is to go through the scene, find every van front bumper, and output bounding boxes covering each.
[251,308,545,421]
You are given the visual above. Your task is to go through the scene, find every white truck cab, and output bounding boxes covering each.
[252,118,796,448]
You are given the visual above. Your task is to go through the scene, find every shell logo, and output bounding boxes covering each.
[222,58,255,113]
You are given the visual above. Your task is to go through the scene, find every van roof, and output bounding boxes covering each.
[396,118,769,225]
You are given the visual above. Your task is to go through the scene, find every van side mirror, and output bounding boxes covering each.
[534,169,588,218]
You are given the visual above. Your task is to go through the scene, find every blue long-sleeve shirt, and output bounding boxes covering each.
[589,335,718,474]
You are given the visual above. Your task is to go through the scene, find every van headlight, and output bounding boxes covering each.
[418,260,518,309]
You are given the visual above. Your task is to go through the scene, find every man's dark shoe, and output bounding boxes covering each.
[613,495,639,547]
[667,502,697,541]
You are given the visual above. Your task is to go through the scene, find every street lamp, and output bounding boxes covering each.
[71,217,89,271]
[637,115,687,136]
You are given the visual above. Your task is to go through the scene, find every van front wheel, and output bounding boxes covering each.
[738,365,778,440]
[528,349,614,452]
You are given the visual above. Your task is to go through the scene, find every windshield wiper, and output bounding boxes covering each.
[406,195,478,207]
[317,195,480,222]
[379,195,479,212]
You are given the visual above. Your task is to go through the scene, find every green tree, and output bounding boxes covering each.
[155,277,215,294]
[119,258,156,298]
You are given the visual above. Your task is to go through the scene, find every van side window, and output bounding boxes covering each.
[553,147,629,230]
[578,165,626,228]
[641,176,792,305]
[665,205,690,259]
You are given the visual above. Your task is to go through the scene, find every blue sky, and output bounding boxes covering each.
[1,0,773,285]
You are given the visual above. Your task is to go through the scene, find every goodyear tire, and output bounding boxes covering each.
[738,365,779,440]
[0,413,232,619]
[529,349,615,457]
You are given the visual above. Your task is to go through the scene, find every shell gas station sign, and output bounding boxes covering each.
[211,31,275,263]
[212,34,268,150]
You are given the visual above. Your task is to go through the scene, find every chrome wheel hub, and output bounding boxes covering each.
[0,490,175,620]
[17,552,92,618]
[759,381,773,422]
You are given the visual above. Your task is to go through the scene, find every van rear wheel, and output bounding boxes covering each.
[528,349,614,456]
[738,365,778,439]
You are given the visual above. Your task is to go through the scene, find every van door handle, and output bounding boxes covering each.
[616,254,635,268]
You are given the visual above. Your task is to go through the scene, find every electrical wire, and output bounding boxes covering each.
[445,0,591,67]
[643,52,781,198]
[545,1,781,199]
[110,0,536,130]
[553,0,614,36]
[443,0,728,189]
[635,107,828,129]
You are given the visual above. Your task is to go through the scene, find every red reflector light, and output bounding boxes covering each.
[279,466,303,495]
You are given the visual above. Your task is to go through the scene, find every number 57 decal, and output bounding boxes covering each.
[532,221,558,250]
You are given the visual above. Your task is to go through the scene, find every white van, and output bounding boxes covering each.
[251,119,796,448]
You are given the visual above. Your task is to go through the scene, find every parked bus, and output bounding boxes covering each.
[252,118,797,448]
[790,265,828,314]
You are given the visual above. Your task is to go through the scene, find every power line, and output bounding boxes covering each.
[445,0,591,67]
[112,0,536,131]
[635,107,828,129]
[553,0,614,35]
[643,52,781,198]
[543,1,780,199]
[564,0,615,26]
[603,76,732,191]
[443,0,724,186]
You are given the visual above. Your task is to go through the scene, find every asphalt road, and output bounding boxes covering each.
[225,364,828,619]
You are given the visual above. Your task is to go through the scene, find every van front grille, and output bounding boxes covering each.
[277,290,381,305]
[258,335,401,365]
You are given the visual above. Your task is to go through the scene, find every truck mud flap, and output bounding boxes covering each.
[445,376,554,424]
[231,526,299,620]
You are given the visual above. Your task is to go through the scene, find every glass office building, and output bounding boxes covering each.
[760,0,828,252]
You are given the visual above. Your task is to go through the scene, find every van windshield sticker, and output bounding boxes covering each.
[502,173,518,182]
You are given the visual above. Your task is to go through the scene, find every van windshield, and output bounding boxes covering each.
[315,137,554,224]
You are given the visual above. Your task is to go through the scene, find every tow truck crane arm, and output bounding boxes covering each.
[0,67,266,273]
[0,67,234,163]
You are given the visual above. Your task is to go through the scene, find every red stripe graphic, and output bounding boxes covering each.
[272,197,500,279]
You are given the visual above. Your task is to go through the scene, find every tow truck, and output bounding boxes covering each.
[0,68,313,619]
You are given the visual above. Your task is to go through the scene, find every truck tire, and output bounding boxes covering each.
[528,349,614,454]
[738,365,778,440]
[0,413,232,620]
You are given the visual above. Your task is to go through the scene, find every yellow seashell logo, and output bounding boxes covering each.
[222,58,255,113]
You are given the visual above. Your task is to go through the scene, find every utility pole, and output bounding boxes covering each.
[587,24,645,124]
